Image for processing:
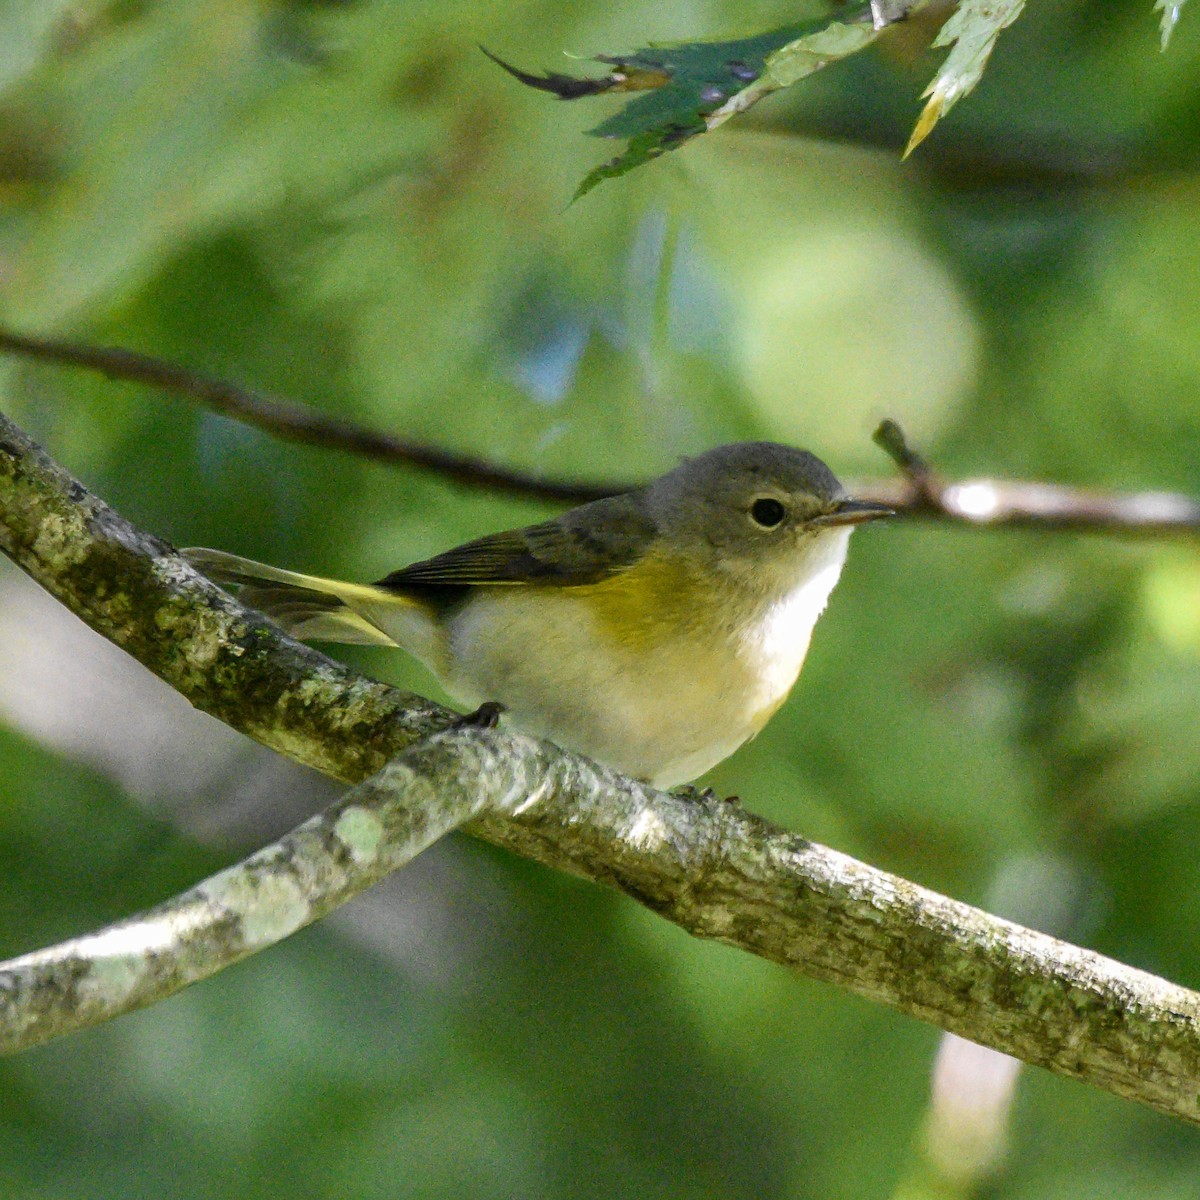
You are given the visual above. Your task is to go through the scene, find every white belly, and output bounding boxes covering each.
[439,588,740,786]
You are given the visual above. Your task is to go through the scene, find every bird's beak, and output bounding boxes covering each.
[808,498,894,528]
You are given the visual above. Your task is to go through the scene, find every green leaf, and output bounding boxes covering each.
[1155,0,1187,49]
[757,19,882,89]
[494,4,922,197]
[573,21,849,197]
[905,0,1027,157]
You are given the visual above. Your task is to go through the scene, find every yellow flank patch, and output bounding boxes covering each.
[568,550,717,654]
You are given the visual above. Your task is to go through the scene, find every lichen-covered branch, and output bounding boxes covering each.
[4,328,1200,534]
[0,407,454,783]
[0,746,510,1052]
[2,406,1200,1124]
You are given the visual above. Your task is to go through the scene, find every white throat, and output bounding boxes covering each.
[739,527,852,695]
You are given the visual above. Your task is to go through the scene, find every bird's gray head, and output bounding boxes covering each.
[644,442,890,586]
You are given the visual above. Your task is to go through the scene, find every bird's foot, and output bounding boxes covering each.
[672,784,739,805]
[452,701,506,730]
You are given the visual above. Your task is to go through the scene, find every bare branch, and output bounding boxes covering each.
[861,419,1200,533]
[0,329,624,503]
[852,474,1200,533]
[3,406,1200,1123]
[2,328,1199,535]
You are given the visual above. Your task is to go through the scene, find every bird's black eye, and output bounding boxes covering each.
[750,497,786,528]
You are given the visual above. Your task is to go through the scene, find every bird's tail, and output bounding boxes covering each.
[182,547,408,647]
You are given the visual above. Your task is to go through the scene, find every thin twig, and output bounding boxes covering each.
[2,407,1200,1123]
[850,474,1200,533]
[0,329,625,503]
[861,418,1200,532]
[2,327,1199,534]
[872,417,940,505]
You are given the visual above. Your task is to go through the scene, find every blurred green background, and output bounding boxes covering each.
[1,1,1199,1196]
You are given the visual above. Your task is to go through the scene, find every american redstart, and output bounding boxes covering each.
[185,442,890,786]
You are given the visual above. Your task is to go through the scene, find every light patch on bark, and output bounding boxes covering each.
[626,807,670,852]
[199,866,311,949]
[32,511,91,568]
[512,778,551,815]
[334,807,385,866]
[77,948,149,1010]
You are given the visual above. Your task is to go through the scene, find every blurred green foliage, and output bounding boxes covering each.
[1,1,1199,1196]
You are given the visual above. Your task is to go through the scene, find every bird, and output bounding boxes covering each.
[184,442,890,788]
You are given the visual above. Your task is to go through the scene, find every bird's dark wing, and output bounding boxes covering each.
[376,492,657,592]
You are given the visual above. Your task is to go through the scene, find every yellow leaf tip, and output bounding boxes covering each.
[904,92,944,158]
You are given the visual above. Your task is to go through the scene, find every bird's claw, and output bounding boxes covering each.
[673,784,739,805]
[452,701,506,730]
